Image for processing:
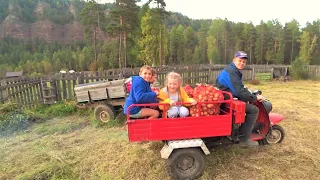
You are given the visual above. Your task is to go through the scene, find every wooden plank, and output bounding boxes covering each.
[61,74,67,99]
[95,71,99,82]
[85,73,89,84]
[39,80,44,103]
[50,78,57,102]
[16,79,22,104]
[9,81,15,102]
[37,82,43,103]
[18,81,25,104]
[67,77,72,99]
[9,81,16,103]
[75,91,90,102]
[6,81,12,101]
[42,81,49,104]
[0,79,40,90]
[29,82,34,105]
[72,73,77,99]
[11,81,20,104]
[74,79,126,91]
[0,79,7,103]
[80,75,121,81]
[88,88,108,101]
[25,82,31,105]
[78,72,84,84]
[55,77,61,101]
[33,83,38,104]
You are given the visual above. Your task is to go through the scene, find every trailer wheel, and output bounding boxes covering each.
[262,125,285,145]
[94,104,115,123]
[167,148,205,180]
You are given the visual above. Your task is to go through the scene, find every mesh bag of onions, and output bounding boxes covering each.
[184,84,224,117]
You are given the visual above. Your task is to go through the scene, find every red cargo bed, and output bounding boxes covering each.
[126,91,237,142]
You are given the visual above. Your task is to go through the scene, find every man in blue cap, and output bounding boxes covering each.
[216,51,264,147]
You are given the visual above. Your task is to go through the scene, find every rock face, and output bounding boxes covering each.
[0,2,109,43]
[1,15,30,40]
[0,18,93,43]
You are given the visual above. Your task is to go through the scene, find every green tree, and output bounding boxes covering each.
[284,19,300,64]
[145,0,167,67]
[206,35,219,64]
[198,22,210,64]
[265,20,284,64]
[255,21,268,64]
[241,23,256,64]
[303,20,320,65]
[192,45,201,63]
[176,25,185,63]
[298,31,318,64]
[184,26,197,63]
[169,25,177,63]
[80,0,106,63]
[139,9,168,66]
[108,0,139,68]
[207,18,225,63]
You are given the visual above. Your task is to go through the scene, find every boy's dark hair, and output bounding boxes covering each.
[151,68,157,75]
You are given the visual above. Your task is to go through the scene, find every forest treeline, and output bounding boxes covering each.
[0,0,319,76]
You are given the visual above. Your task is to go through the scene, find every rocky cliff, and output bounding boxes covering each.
[0,2,109,43]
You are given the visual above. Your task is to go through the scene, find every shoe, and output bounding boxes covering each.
[238,140,259,147]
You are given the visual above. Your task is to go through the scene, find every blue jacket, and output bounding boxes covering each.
[123,76,158,115]
[216,63,257,103]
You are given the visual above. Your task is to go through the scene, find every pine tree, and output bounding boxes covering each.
[139,9,168,66]
[108,0,139,68]
[184,26,196,63]
[80,0,106,63]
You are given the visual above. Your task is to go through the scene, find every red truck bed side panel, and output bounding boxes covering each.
[128,115,232,142]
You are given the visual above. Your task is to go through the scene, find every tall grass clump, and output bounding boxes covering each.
[0,102,43,135]
[30,101,77,119]
[0,101,79,135]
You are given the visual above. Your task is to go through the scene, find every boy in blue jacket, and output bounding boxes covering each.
[124,65,159,119]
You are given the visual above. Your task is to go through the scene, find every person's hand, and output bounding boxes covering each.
[190,99,197,105]
[169,100,176,106]
[256,95,264,102]
[154,89,159,96]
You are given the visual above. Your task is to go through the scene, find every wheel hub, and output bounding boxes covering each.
[177,156,195,172]
[99,111,110,122]
[267,129,282,144]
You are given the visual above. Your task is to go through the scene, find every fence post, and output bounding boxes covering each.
[208,68,213,84]
[271,67,274,79]
[78,72,84,84]
[252,67,255,80]
[0,79,7,103]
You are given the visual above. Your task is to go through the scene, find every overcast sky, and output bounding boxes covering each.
[99,0,320,26]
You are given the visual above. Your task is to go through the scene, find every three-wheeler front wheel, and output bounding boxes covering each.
[260,125,285,145]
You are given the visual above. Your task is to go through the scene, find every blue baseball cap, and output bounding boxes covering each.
[234,51,248,59]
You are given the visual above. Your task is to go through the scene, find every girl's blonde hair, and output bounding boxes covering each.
[165,72,183,86]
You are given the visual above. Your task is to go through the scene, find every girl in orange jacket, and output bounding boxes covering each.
[157,72,197,118]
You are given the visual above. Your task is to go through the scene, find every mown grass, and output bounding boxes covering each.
[0,80,319,180]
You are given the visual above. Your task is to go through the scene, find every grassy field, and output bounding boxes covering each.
[0,80,319,180]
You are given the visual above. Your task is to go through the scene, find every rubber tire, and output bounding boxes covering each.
[167,148,205,180]
[262,125,285,145]
[94,104,115,123]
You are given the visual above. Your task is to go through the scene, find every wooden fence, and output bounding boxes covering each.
[0,77,43,106]
[0,64,317,106]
